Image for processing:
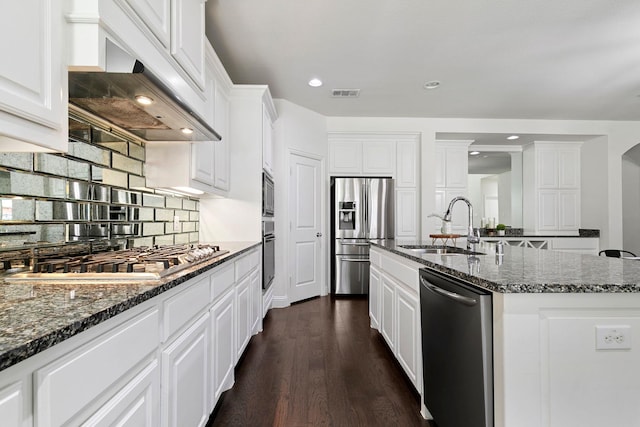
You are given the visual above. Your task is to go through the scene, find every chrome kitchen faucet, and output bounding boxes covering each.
[443,196,480,252]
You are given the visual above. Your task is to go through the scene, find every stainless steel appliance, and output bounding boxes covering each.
[262,220,275,290]
[331,177,394,294]
[262,172,274,217]
[3,244,229,282]
[68,39,220,142]
[419,267,493,427]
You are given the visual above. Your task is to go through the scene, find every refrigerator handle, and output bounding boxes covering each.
[363,181,369,237]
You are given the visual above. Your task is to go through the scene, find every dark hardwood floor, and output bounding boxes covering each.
[208,296,435,427]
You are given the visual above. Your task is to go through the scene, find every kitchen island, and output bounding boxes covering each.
[370,239,640,427]
[0,241,261,426]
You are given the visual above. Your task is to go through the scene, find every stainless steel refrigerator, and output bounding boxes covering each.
[331,177,394,294]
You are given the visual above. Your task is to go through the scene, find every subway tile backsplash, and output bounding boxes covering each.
[0,114,199,248]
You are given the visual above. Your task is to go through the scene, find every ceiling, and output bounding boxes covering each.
[205,0,640,120]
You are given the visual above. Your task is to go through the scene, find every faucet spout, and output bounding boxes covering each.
[443,196,480,251]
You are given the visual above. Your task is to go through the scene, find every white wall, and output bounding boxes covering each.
[622,156,640,256]
[273,99,328,306]
[326,116,640,245]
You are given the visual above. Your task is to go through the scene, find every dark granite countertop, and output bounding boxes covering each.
[370,239,640,294]
[0,241,260,372]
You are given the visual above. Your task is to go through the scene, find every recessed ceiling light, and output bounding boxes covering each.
[423,80,441,90]
[181,128,194,135]
[507,135,520,140]
[470,151,480,155]
[308,78,323,87]
[135,95,154,105]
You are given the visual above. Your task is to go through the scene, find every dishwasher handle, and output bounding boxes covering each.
[420,277,478,307]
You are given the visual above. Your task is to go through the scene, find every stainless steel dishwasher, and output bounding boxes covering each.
[419,267,493,427]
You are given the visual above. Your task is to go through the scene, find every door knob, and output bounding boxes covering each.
[316,232,322,237]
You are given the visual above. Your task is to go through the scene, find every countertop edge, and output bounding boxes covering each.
[0,241,261,372]
[369,240,640,295]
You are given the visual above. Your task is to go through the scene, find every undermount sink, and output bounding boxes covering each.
[399,245,485,256]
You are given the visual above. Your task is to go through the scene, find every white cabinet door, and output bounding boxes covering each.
[434,146,445,188]
[250,269,262,334]
[380,276,396,351]
[214,86,230,191]
[362,141,395,175]
[558,148,580,188]
[121,0,171,47]
[329,141,362,174]
[82,360,160,427]
[538,190,559,230]
[536,147,559,188]
[396,140,418,188]
[170,0,206,89]
[0,381,26,427]
[0,0,67,152]
[210,288,235,406]
[191,141,216,188]
[444,147,468,188]
[369,265,381,330]
[558,190,580,230]
[395,284,420,389]
[396,189,418,239]
[162,313,210,427]
[262,105,274,175]
[235,275,251,361]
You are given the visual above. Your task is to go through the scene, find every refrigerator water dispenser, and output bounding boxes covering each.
[338,202,356,230]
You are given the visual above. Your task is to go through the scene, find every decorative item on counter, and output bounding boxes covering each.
[480,217,486,228]
[427,213,452,234]
[496,223,506,236]
[488,217,496,229]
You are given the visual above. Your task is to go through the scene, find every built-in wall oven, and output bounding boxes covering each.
[262,172,274,217]
[262,220,275,290]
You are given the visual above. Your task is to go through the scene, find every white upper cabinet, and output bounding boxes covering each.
[0,0,67,152]
[434,140,472,189]
[362,141,395,175]
[170,0,207,89]
[396,139,419,188]
[262,104,274,176]
[214,85,230,191]
[329,140,363,174]
[523,141,582,234]
[121,0,171,48]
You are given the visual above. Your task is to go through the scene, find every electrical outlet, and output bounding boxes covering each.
[173,215,180,232]
[596,325,631,350]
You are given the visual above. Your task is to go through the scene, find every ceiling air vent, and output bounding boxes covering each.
[331,89,360,98]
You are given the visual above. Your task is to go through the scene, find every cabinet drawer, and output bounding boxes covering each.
[35,309,159,427]
[163,275,211,342]
[211,263,235,300]
[380,252,420,292]
[235,250,259,280]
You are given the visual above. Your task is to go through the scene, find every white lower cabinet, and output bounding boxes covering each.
[161,313,210,427]
[0,247,264,427]
[369,247,423,394]
[0,381,26,427]
[210,288,235,405]
[395,285,420,387]
[369,265,381,330]
[235,275,251,361]
[380,276,396,352]
[83,360,160,427]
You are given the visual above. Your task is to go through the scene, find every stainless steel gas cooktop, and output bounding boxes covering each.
[3,244,229,282]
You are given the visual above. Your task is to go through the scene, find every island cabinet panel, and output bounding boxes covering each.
[369,265,381,330]
[493,293,640,427]
[161,312,210,427]
[35,309,159,427]
[373,248,422,394]
[0,381,26,427]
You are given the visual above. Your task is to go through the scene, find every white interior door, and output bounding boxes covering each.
[289,153,323,303]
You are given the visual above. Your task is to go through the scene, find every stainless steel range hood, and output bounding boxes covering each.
[68,41,220,143]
